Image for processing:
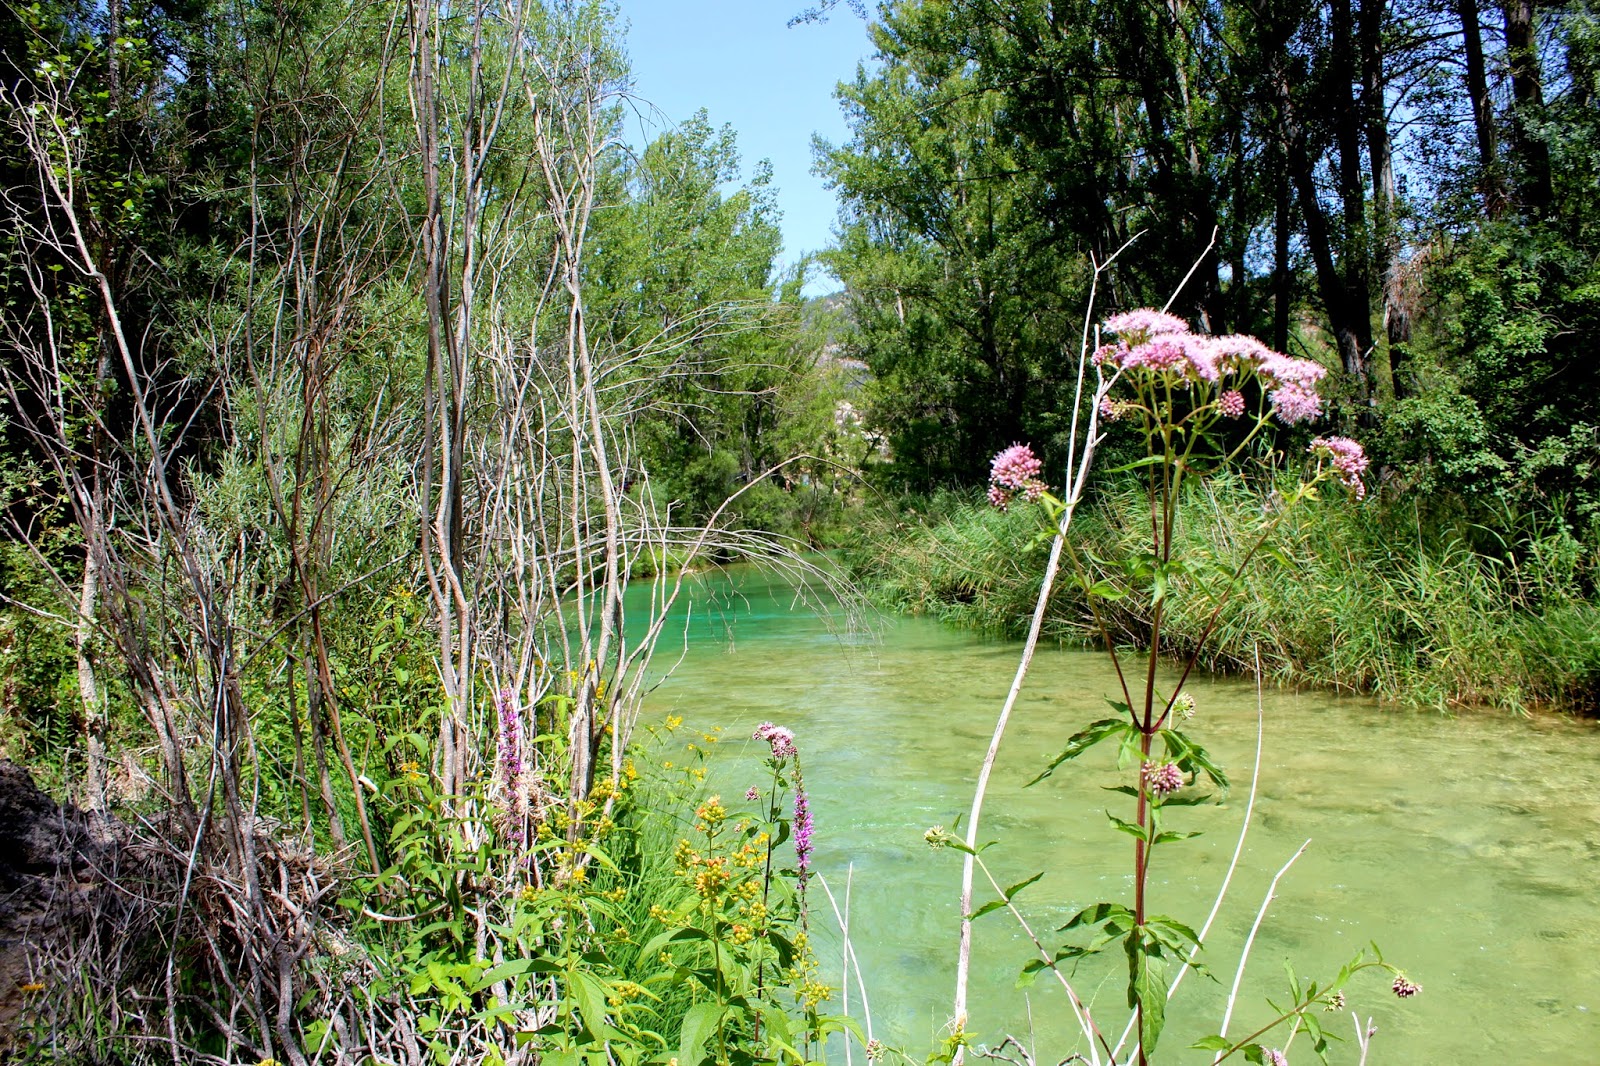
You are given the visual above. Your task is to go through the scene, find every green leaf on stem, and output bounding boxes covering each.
[967,872,1044,920]
[1106,811,1149,842]
[1060,901,1134,933]
[678,1001,723,1066]
[1160,727,1231,793]
[1152,829,1202,844]
[1028,718,1134,785]
[1127,933,1169,1054]
[1144,915,1203,951]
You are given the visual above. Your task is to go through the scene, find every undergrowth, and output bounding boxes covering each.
[847,481,1600,715]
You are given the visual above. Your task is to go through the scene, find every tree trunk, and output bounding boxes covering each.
[1273,141,1292,355]
[1457,0,1505,215]
[1502,0,1552,213]
[1360,0,1401,399]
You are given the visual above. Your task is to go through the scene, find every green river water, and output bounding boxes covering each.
[641,568,1600,1063]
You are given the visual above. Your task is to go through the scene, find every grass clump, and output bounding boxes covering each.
[847,481,1600,715]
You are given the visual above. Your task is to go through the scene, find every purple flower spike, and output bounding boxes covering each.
[793,786,814,879]
[497,688,522,786]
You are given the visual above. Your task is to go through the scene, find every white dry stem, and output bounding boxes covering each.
[951,234,1141,1061]
[815,868,875,1046]
[1213,840,1312,1062]
[1353,1013,1375,1065]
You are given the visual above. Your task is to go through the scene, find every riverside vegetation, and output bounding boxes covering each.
[0,0,1597,1062]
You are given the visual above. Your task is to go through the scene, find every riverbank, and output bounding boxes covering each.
[842,480,1600,715]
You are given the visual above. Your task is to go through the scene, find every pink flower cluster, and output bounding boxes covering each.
[1098,309,1328,425]
[1310,436,1370,498]
[1142,761,1184,797]
[987,443,1047,510]
[753,721,797,759]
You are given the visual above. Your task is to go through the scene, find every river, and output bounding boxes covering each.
[641,566,1600,1063]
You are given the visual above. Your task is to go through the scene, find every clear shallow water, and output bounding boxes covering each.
[640,568,1600,1062]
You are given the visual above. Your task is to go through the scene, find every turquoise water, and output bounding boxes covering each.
[641,568,1600,1062]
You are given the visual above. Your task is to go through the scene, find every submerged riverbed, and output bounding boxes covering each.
[641,567,1600,1062]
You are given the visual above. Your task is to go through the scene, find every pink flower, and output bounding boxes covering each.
[1218,389,1246,418]
[1199,333,1276,372]
[1101,332,1220,384]
[745,786,760,802]
[990,443,1043,490]
[1258,353,1327,389]
[753,722,797,759]
[988,443,1047,508]
[1103,308,1190,340]
[1142,761,1184,797]
[1266,1050,1289,1066]
[1311,436,1369,498]
[1392,975,1420,998]
[1269,382,1323,425]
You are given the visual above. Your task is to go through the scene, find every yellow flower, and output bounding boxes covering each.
[665,715,683,732]
[19,982,45,994]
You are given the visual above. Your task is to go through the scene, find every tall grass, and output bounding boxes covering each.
[848,482,1600,715]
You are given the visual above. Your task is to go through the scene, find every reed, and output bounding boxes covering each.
[849,480,1600,715]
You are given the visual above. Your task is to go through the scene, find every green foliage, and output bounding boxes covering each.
[323,726,857,1066]
[852,476,1600,714]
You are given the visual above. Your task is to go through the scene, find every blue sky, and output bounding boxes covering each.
[618,2,875,294]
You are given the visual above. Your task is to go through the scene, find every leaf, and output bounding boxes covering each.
[1109,454,1169,474]
[1160,728,1231,794]
[1153,830,1202,844]
[678,1001,723,1066]
[473,958,560,990]
[1029,718,1133,785]
[1145,915,1203,950]
[1106,811,1149,842]
[1086,579,1127,601]
[966,872,1043,921]
[568,971,617,1041]
[1060,901,1133,933]
[1128,935,1169,1054]
[638,925,711,959]
[1191,1036,1233,1051]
